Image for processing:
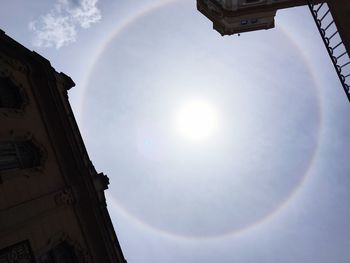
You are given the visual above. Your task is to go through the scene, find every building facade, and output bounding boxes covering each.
[0,30,126,263]
[197,0,319,35]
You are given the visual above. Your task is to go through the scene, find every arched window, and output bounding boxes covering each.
[0,141,41,172]
[37,242,78,263]
[0,76,23,109]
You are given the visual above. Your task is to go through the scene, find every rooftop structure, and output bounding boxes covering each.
[197,0,312,35]
[197,0,350,102]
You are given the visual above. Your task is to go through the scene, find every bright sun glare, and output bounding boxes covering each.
[175,100,218,141]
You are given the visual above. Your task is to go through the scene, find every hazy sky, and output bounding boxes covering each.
[1,1,350,262]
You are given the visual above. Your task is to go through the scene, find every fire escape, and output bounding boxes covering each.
[197,0,350,103]
[308,1,350,101]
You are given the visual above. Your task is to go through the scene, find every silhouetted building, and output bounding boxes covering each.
[0,29,126,263]
[197,0,321,35]
[197,0,350,102]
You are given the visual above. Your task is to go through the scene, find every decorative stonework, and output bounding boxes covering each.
[93,172,110,203]
[0,133,47,181]
[0,53,28,116]
[54,188,75,206]
[0,53,28,74]
[42,233,91,263]
[0,31,127,263]
[62,235,91,263]
[0,240,35,263]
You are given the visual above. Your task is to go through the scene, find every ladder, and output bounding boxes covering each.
[307,0,350,102]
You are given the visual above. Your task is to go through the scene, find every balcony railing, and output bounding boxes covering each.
[307,0,350,102]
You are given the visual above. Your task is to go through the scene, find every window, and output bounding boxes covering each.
[37,242,78,263]
[0,76,23,109]
[0,240,35,263]
[241,19,248,25]
[0,141,41,172]
[251,18,258,24]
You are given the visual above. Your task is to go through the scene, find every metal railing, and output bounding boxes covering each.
[307,0,350,102]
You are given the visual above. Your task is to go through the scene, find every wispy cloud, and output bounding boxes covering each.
[29,0,101,49]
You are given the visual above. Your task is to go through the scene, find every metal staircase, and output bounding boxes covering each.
[307,0,350,102]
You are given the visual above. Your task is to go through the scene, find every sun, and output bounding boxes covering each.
[175,99,218,141]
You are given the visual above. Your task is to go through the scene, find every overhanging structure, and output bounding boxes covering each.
[197,0,350,102]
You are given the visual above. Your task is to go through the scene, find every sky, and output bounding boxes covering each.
[1,1,350,262]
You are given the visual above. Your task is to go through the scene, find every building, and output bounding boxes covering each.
[196,0,349,57]
[197,0,350,102]
[197,0,321,35]
[0,30,126,263]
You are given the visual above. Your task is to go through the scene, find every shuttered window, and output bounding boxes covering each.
[0,76,23,109]
[0,141,41,171]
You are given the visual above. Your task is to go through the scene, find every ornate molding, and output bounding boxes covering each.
[43,233,91,263]
[0,55,29,117]
[0,133,48,179]
[0,240,35,263]
[0,53,28,74]
[54,188,75,206]
[93,173,110,203]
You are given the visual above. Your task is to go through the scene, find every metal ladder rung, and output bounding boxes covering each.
[316,3,324,12]
[307,0,350,103]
